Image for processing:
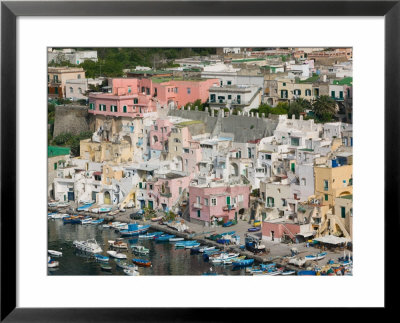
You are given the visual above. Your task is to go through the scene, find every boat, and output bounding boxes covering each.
[289,257,307,267]
[94,254,109,262]
[305,252,327,261]
[155,234,175,242]
[107,250,127,259]
[80,217,92,224]
[73,239,102,253]
[263,269,282,276]
[139,232,163,239]
[132,258,152,267]
[281,270,296,275]
[52,213,70,219]
[151,216,164,222]
[116,260,136,270]
[77,203,94,211]
[245,235,266,254]
[253,221,261,227]
[185,243,200,249]
[210,253,240,264]
[124,268,140,276]
[48,202,58,207]
[91,218,105,225]
[108,239,128,250]
[199,246,216,253]
[120,224,151,237]
[232,258,254,267]
[169,237,184,242]
[131,245,150,255]
[48,250,62,257]
[222,220,235,227]
[248,227,260,232]
[63,216,82,224]
[56,202,69,208]
[175,240,198,248]
[47,256,59,268]
[297,270,317,276]
[100,264,112,272]
[216,238,232,244]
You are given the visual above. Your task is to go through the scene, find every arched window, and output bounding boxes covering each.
[77,74,81,79]
[153,136,158,143]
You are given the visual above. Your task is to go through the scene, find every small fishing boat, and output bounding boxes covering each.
[73,239,102,254]
[131,245,150,255]
[47,256,59,268]
[155,234,175,242]
[91,218,105,225]
[139,232,163,239]
[305,252,327,261]
[108,239,128,250]
[100,264,112,272]
[222,221,235,227]
[120,224,151,237]
[232,258,254,267]
[248,227,260,232]
[199,246,216,253]
[253,221,261,227]
[94,254,109,262]
[132,258,152,267]
[116,260,136,270]
[48,250,62,257]
[107,250,127,259]
[263,270,281,276]
[124,268,140,276]
[185,243,200,249]
[281,270,296,275]
[169,237,184,242]
[77,203,94,211]
[48,202,58,207]
[80,217,92,224]
[151,216,164,222]
[210,253,240,264]
[297,270,317,276]
[56,202,69,208]
[63,216,81,224]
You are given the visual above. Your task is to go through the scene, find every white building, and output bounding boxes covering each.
[48,48,98,65]
[65,78,104,101]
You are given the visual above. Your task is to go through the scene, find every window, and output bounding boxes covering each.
[54,87,58,94]
[211,198,217,206]
[111,105,117,112]
[197,210,201,218]
[128,87,131,93]
[196,196,201,204]
[89,103,94,110]
[283,82,286,86]
[210,94,216,102]
[282,199,287,206]
[291,137,300,146]
[331,90,335,98]
[123,106,127,113]
[238,195,243,202]
[54,163,57,170]
[227,81,232,85]
[69,87,73,93]
[339,91,344,99]
[324,180,329,191]
[341,206,346,218]
[133,98,138,104]
[54,75,58,82]
[204,198,209,206]
[237,95,241,103]
[187,88,191,94]
[228,95,232,100]
[77,74,81,79]
[265,154,271,160]
[324,194,328,201]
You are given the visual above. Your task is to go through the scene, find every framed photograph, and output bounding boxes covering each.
[1,0,395,321]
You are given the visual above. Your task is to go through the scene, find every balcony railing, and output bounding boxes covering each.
[223,204,236,211]
[160,192,172,198]
[193,203,202,209]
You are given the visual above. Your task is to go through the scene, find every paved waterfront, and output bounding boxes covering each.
[51,205,350,273]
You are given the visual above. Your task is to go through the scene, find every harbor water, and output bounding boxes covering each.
[48,219,248,276]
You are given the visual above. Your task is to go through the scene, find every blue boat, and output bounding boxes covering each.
[94,254,109,262]
[132,258,151,267]
[91,218,105,224]
[232,258,254,267]
[248,227,260,232]
[221,231,235,236]
[120,224,150,237]
[223,221,234,227]
[63,216,81,224]
[216,239,231,244]
[297,270,317,276]
[77,203,94,211]
[175,240,198,248]
[155,234,175,242]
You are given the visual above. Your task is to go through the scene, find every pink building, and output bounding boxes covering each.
[88,77,219,117]
[182,140,203,175]
[189,182,250,224]
[142,173,190,211]
[149,119,173,151]
[261,220,303,242]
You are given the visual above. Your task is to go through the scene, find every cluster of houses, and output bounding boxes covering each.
[48,47,353,244]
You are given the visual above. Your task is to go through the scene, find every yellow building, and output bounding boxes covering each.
[277,79,314,101]
[314,164,353,207]
[80,139,133,163]
[102,164,124,186]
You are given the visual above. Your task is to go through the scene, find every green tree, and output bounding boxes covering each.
[288,98,311,118]
[312,95,337,122]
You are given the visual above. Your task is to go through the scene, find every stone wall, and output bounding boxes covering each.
[168,108,279,143]
[53,105,92,136]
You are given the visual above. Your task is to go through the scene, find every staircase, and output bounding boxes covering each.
[281,223,297,241]
[119,186,136,210]
[331,214,351,239]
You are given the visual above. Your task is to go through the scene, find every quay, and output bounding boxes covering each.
[49,205,347,273]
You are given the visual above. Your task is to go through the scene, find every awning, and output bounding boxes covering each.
[93,171,102,176]
[296,232,314,237]
[313,235,350,245]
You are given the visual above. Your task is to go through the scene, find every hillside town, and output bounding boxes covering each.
[48,47,353,276]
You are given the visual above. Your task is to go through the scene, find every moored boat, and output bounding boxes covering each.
[100,264,112,272]
[281,270,296,275]
[73,239,102,254]
[248,227,260,232]
[124,268,140,276]
[169,237,184,242]
[48,250,62,257]
[155,234,175,242]
[131,245,150,255]
[94,254,109,262]
[232,258,254,267]
[107,250,127,259]
[108,239,128,250]
[132,258,151,267]
[47,256,59,268]
[91,218,105,225]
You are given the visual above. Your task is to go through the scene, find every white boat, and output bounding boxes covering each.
[57,202,69,208]
[263,270,281,276]
[107,250,127,259]
[48,202,58,207]
[80,218,92,224]
[48,250,62,257]
[123,268,140,276]
[199,246,216,253]
[169,237,184,242]
[131,245,150,255]
[102,224,111,228]
[210,253,240,264]
[47,256,59,268]
[185,243,201,249]
[73,239,102,254]
[51,213,69,219]
[108,239,128,250]
[280,270,296,275]
[289,257,307,267]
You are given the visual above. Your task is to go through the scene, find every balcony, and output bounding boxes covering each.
[223,204,236,211]
[193,203,202,209]
[160,191,172,198]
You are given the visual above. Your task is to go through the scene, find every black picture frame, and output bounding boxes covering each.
[1,0,395,321]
